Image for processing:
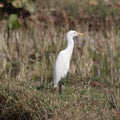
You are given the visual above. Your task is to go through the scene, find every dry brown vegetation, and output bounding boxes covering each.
[0,0,120,120]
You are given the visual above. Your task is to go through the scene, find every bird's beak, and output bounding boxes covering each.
[77,32,85,36]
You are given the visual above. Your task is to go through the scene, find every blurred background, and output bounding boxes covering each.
[0,0,120,120]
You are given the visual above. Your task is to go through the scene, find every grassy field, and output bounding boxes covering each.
[0,23,120,120]
[0,0,120,120]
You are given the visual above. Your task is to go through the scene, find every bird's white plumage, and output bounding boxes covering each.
[54,49,71,87]
[53,30,84,88]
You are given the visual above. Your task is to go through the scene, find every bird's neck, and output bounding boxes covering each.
[67,36,74,49]
[66,36,74,58]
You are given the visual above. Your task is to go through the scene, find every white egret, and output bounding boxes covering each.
[53,30,85,94]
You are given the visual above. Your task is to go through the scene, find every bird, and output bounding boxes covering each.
[53,30,85,94]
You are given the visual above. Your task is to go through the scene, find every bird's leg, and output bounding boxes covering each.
[58,81,63,95]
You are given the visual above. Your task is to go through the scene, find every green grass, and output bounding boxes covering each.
[0,77,119,120]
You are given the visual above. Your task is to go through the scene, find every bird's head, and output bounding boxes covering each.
[67,30,85,38]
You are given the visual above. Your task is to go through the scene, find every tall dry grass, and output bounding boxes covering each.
[0,21,120,119]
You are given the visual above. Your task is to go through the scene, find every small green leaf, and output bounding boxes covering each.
[7,14,21,30]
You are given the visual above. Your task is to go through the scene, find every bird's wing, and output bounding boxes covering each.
[53,50,69,87]
[55,50,69,76]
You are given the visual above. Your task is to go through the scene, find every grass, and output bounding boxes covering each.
[0,22,120,120]
[0,0,120,119]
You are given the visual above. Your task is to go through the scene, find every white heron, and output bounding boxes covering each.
[53,30,85,94]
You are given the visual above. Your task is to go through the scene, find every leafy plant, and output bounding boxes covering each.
[7,14,21,30]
